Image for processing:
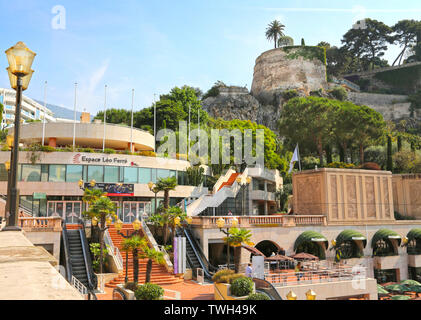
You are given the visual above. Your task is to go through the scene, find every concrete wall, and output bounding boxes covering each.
[292,169,394,224]
[194,221,421,281]
[393,174,421,218]
[25,231,61,261]
[275,278,378,300]
[347,92,414,120]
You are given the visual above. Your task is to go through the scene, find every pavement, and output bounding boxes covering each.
[96,280,214,300]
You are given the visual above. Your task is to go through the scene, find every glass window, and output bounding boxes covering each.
[88,165,104,182]
[0,164,8,181]
[124,167,138,183]
[49,165,66,182]
[169,170,176,178]
[21,165,41,182]
[157,169,169,180]
[104,166,119,183]
[41,165,48,182]
[177,171,186,185]
[151,168,157,183]
[66,165,83,182]
[138,168,151,184]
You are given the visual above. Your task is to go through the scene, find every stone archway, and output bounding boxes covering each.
[254,240,283,257]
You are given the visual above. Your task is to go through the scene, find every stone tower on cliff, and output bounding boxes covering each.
[202,46,328,132]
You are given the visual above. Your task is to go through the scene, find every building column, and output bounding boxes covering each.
[48,137,56,148]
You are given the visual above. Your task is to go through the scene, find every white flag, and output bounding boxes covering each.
[288,144,300,174]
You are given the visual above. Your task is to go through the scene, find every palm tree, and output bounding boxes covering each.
[265,20,285,48]
[140,241,165,284]
[155,176,177,209]
[224,227,254,273]
[122,235,144,284]
[82,188,106,242]
[88,196,117,274]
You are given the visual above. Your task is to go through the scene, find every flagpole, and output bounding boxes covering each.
[153,93,156,147]
[188,102,191,154]
[72,82,77,149]
[103,85,107,152]
[130,88,134,152]
[297,144,302,171]
[42,81,47,146]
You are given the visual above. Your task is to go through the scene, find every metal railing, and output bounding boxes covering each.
[104,229,124,271]
[142,220,173,271]
[71,275,88,295]
[265,266,367,288]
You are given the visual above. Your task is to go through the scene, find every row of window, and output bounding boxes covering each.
[0,164,193,186]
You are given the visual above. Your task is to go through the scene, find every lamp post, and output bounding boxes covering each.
[3,42,36,231]
[236,176,251,216]
[148,181,159,215]
[216,217,238,270]
[114,218,141,283]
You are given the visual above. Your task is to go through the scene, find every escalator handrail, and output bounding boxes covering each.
[61,222,73,282]
[78,218,97,293]
[184,227,218,272]
[252,277,283,300]
[181,227,214,279]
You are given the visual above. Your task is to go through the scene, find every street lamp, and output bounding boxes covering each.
[217,217,239,270]
[115,217,142,283]
[148,181,159,215]
[286,291,297,300]
[3,42,36,231]
[306,289,317,300]
[236,176,251,216]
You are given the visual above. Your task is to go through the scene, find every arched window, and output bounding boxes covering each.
[371,229,401,257]
[333,230,367,260]
[294,231,328,260]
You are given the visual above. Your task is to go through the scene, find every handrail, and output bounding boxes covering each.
[77,218,98,295]
[252,277,283,300]
[71,275,88,295]
[181,226,216,279]
[61,223,73,282]
[104,229,123,271]
[186,226,218,273]
[142,220,173,271]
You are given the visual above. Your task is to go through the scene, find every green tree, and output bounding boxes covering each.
[122,235,144,284]
[224,228,254,273]
[86,196,117,274]
[155,176,177,210]
[94,108,131,125]
[391,20,421,65]
[140,241,165,284]
[341,18,392,71]
[265,20,285,49]
[278,36,294,47]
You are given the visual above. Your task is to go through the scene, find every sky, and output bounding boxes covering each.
[0,0,420,115]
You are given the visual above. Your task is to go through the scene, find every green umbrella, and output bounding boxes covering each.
[390,295,411,300]
[385,284,411,293]
[377,284,389,295]
[405,285,421,293]
[401,279,421,287]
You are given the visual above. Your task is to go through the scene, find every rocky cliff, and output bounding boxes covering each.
[203,46,327,132]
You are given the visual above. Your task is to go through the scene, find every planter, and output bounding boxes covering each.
[114,284,135,300]
[214,282,255,300]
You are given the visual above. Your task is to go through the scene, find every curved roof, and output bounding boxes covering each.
[293,231,328,251]
[371,229,402,248]
[407,229,421,242]
[335,230,367,248]
[13,122,155,151]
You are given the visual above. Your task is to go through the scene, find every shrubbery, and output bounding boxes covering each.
[246,293,270,300]
[230,277,254,297]
[135,283,164,300]
[393,150,421,173]
[282,89,299,101]
[124,282,138,292]
[326,162,355,169]
[103,148,116,154]
[329,86,348,101]
[212,269,235,283]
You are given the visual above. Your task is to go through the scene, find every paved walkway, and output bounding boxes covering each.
[96,280,214,300]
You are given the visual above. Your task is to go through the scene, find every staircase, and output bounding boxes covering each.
[217,173,240,191]
[105,224,183,288]
[67,229,90,288]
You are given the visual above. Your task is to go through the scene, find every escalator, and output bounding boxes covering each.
[61,221,97,294]
[252,277,283,300]
[176,227,218,281]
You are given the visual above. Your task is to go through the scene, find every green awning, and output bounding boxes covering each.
[377,284,389,295]
[371,229,402,248]
[390,295,411,300]
[401,279,421,287]
[407,229,421,242]
[335,230,367,248]
[294,231,328,251]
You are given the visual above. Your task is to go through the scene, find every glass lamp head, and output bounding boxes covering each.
[216,217,225,229]
[115,219,123,232]
[91,216,98,226]
[286,291,297,300]
[132,218,141,231]
[5,41,36,76]
[231,217,239,227]
[147,181,154,191]
[306,290,316,300]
